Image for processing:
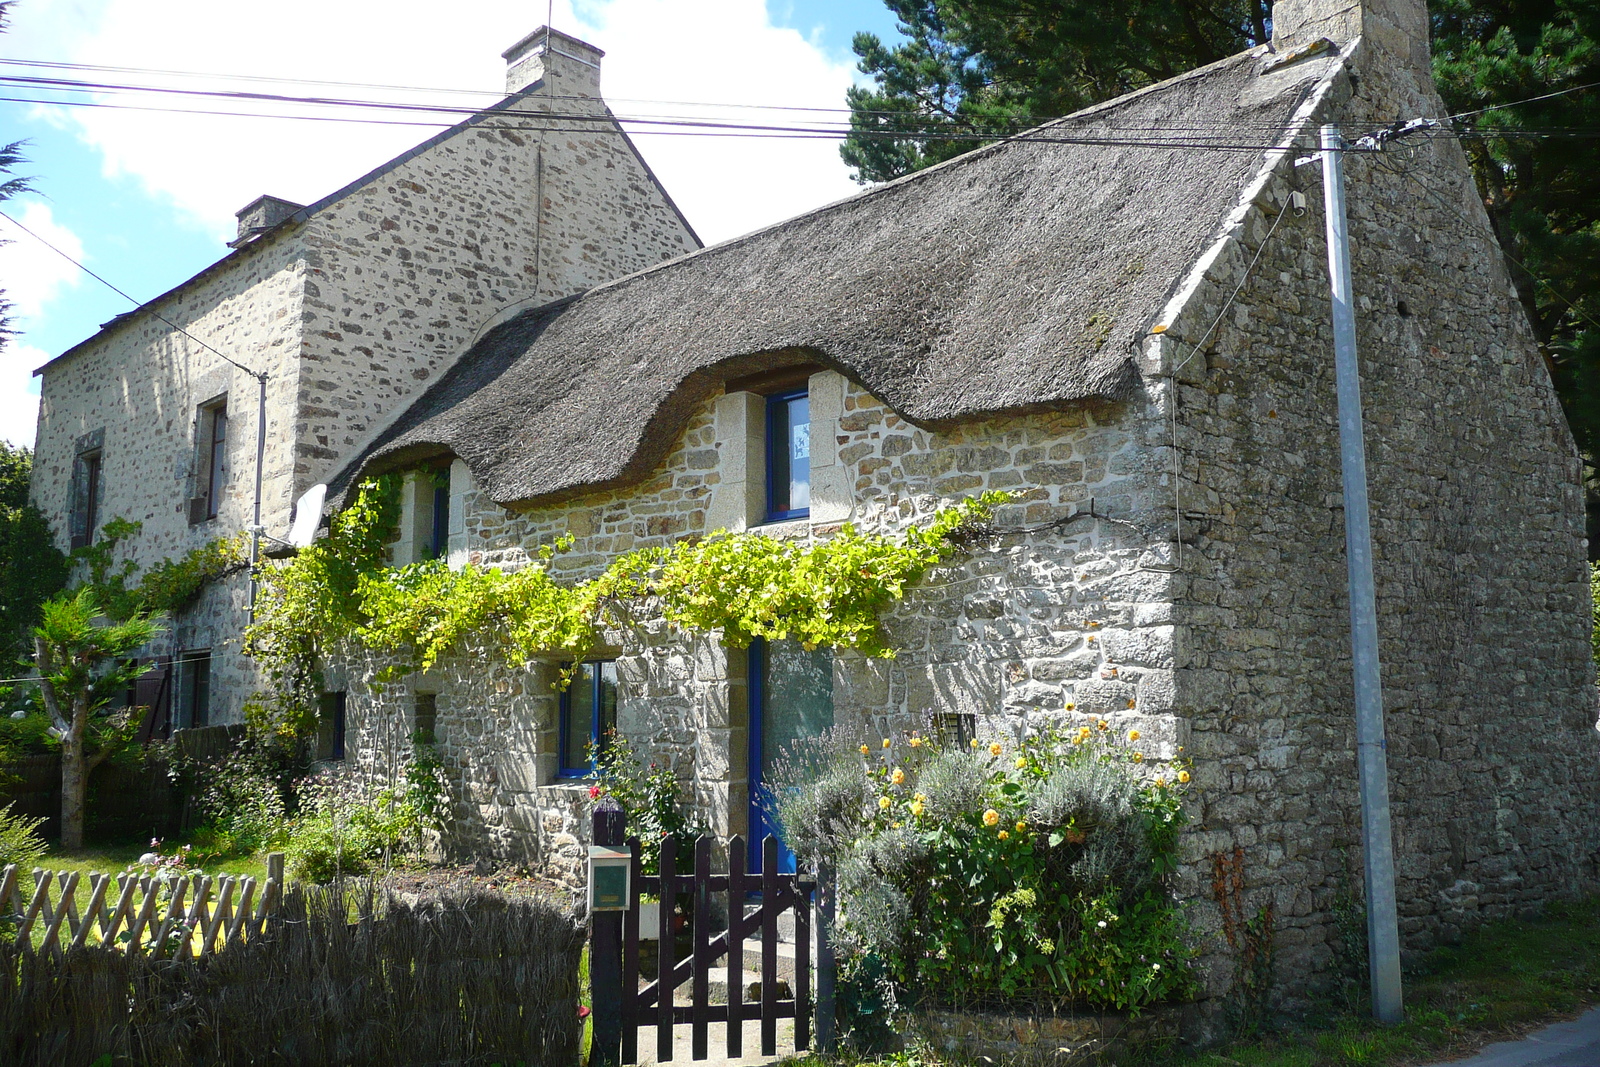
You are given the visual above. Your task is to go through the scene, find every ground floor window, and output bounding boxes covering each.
[559,660,617,777]
[415,692,437,744]
[748,637,833,872]
[176,649,210,729]
[317,691,346,761]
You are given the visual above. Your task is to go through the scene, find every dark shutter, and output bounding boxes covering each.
[134,659,172,743]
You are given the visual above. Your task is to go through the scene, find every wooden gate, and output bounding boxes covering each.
[614,833,822,1063]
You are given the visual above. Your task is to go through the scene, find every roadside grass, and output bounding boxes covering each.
[1179,894,1600,1067]
[784,896,1600,1067]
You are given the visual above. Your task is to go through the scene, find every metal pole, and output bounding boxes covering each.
[1320,123,1403,1025]
[249,371,268,619]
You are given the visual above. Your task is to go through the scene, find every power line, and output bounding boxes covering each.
[0,209,264,380]
[1447,78,1600,122]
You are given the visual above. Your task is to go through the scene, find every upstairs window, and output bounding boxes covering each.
[205,400,227,519]
[765,389,810,522]
[558,660,617,777]
[69,450,102,550]
[427,467,450,560]
[190,399,228,523]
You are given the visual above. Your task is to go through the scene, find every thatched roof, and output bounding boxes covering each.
[333,46,1331,508]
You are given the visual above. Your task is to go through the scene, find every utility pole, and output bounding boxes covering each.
[1318,122,1404,1024]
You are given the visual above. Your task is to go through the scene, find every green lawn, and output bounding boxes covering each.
[784,896,1600,1067]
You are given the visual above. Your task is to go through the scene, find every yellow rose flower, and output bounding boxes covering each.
[983,809,1000,827]
[1178,770,1191,784]
[915,792,927,803]
[989,742,1003,757]
[1064,702,1076,711]
[970,738,980,748]
[891,768,906,786]
[879,795,892,811]
[1015,820,1028,833]
[909,736,922,748]
[1132,751,1144,763]
[1155,777,1168,788]
[998,830,1010,840]
[1128,729,1141,742]
[1015,756,1027,770]
[859,744,870,756]
[1097,720,1108,731]
[911,800,925,817]
[883,737,892,749]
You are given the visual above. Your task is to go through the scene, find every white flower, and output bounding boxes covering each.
[1152,963,1161,971]
[138,852,159,866]
[1097,920,1107,928]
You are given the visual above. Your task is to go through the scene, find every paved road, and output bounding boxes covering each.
[1423,1006,1600,1067]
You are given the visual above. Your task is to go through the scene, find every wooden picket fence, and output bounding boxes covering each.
[0,852,283,958]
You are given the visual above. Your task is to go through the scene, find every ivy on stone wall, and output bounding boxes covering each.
[244,477,1008,737]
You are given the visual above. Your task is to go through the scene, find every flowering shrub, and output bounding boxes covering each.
[126,838,202,879]
[769,721,1198,1013]
[591,731,706,877]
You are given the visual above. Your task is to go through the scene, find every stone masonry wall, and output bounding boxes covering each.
[1148,42,1600,1007]
[293,90,698,493]
[338,371,1186,885]
[33,44,698,727]
[32,239,307,699]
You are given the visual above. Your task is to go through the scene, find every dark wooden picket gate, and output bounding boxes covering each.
[589,807,833,1067]
[624,834,815,1062]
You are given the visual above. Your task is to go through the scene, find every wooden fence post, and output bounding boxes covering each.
[816,860,838,1052]
[591,797,627,1067]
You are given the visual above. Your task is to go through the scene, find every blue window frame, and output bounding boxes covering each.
[765,389,810,522]
[558,660,618,777]
[428,476,450,559]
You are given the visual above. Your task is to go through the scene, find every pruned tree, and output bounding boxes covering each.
[33,589,163,849]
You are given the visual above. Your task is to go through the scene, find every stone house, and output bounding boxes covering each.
[336,0,1596,999]
[29,27,699,728]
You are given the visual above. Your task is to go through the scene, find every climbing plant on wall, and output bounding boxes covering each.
[244,477,1009,739]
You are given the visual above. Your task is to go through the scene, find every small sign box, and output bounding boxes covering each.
[589,845,631,912]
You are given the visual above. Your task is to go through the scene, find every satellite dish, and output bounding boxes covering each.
[287,484,327,548]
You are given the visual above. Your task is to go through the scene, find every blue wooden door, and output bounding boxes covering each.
[748,637,833,873]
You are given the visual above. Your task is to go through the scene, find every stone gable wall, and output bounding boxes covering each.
[293,97,698,493]
[1150,47,1600,1006]
[31,239,307,691]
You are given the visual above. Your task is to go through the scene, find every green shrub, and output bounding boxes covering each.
[285,739,449,883]
[0,801,47,868]
[592,730,706,877]
[769,720,1198,1015]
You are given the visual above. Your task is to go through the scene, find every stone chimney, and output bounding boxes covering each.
[1271,0,1430,72]
[230,194,303,249]
[502,26,604,98]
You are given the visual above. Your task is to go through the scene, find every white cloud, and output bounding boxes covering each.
[18,0,861,246]
[0,201,85,322]
[0,344,44,448]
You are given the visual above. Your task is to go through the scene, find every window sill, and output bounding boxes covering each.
[751,516,811,539]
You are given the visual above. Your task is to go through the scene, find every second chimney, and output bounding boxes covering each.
[502,26,604,98]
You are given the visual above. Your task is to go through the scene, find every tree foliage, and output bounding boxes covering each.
[0,446,68,681]
[1431,0,1600,548]
[840,0,1268,183]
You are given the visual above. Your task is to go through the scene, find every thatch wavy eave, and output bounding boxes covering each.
[331,45,1329,511]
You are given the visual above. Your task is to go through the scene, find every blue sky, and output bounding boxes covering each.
[0,0,907,445]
